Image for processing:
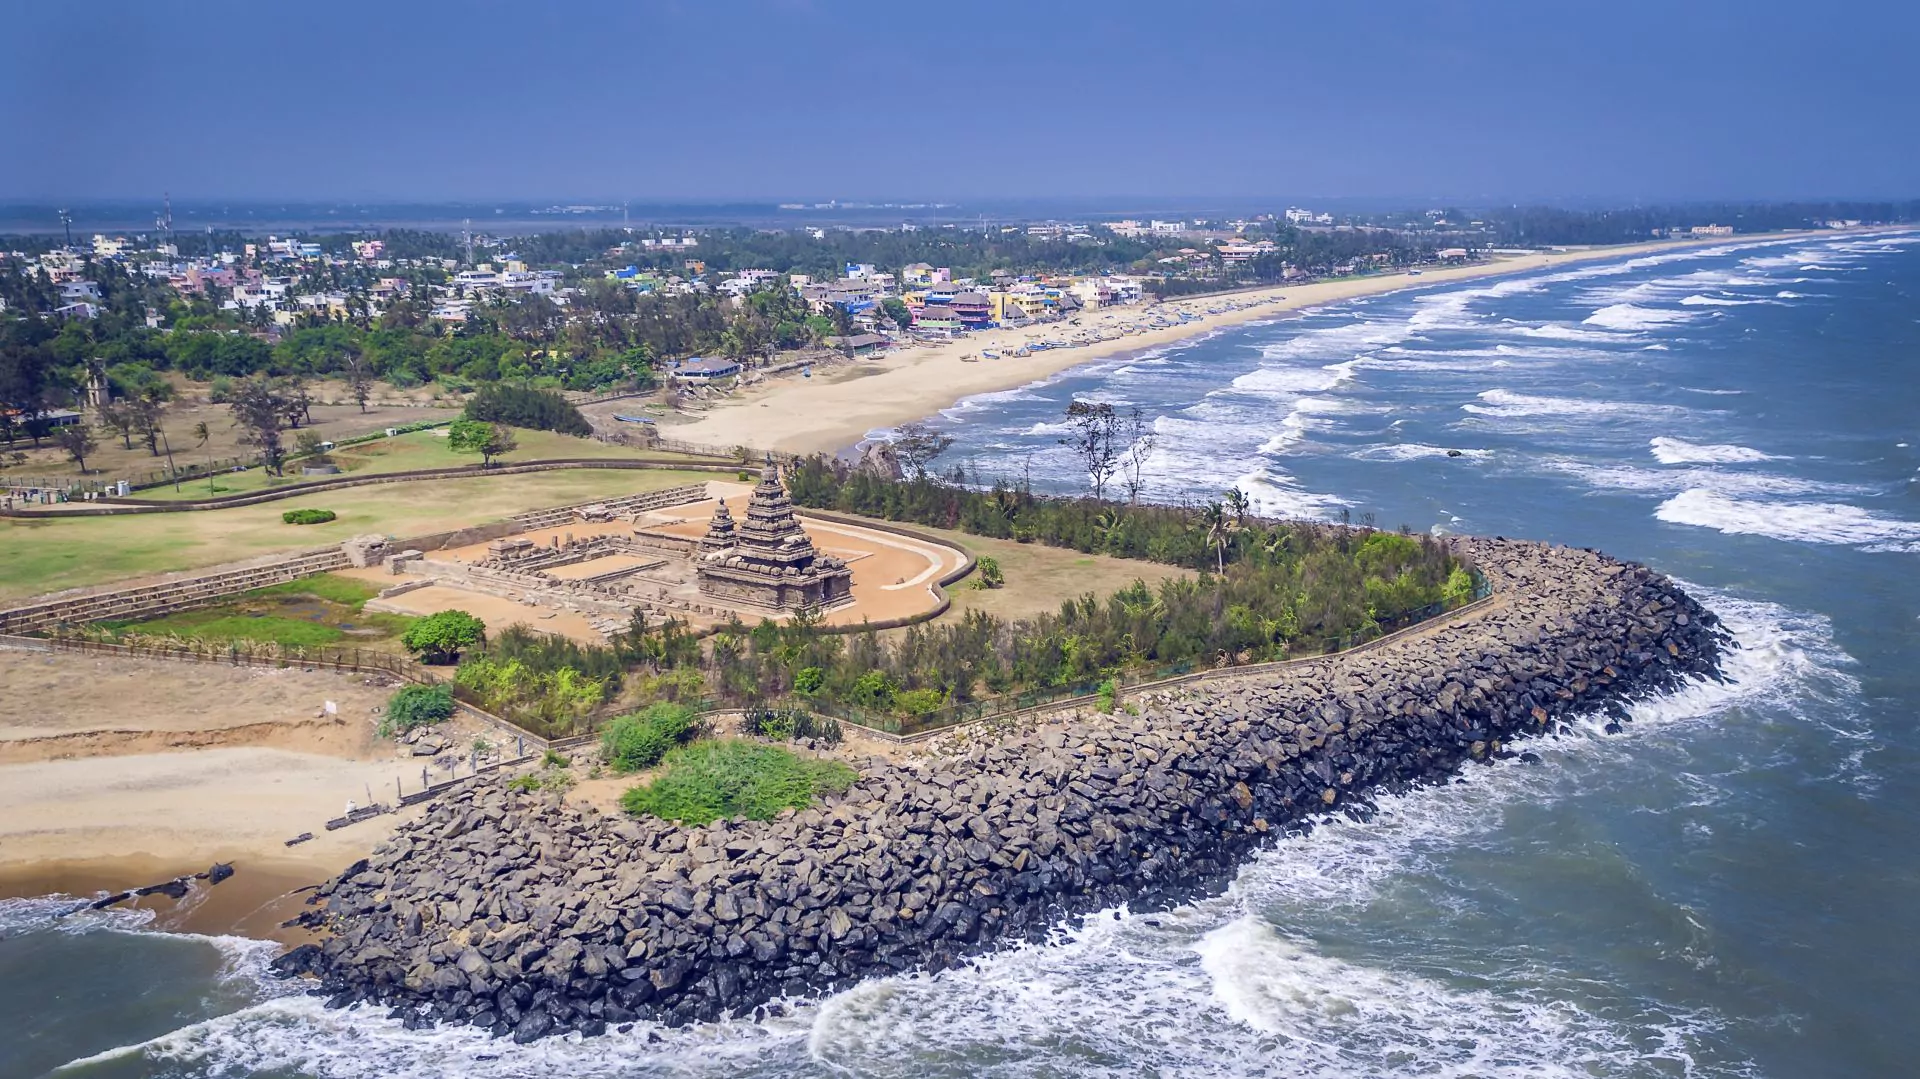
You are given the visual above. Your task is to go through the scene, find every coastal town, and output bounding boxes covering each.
[7,0,1920,1070]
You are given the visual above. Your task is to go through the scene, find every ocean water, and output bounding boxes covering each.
[6,232,1918,1078]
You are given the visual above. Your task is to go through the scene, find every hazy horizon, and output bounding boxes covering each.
[5,0,1916,204]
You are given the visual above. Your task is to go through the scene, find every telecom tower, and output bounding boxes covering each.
[463,218,474,265]
[155,192,174,248]
[57,208,72,248]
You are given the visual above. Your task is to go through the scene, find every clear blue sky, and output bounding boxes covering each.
[4,0,1915,203]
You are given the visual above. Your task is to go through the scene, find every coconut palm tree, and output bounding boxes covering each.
[1223,487,1251,527]
[1198,500,1232,574]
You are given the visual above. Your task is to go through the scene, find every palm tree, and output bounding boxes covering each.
[1198,501,1232,574]
[1223,487,1251,527]
[1092,509,1122,553]
[191,421,213,494]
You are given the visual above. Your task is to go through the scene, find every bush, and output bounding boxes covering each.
[620,740,857,825]
[402,610,486,664]
[742,705,843,746]
[464,384,591,436]
[975,555,1004,588]
[600,701,699,773]
[380,684,455,737]
[282,508,337,525]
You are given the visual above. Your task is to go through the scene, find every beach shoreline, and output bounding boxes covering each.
[660,230,1864,456]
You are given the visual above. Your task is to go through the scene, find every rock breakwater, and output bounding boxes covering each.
[283,537,1724,1041]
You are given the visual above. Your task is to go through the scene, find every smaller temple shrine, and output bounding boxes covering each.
[696,461,853,612]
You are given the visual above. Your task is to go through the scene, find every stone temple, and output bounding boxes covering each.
[695,462,853,612]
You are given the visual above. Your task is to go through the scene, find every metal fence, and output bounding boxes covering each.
[811,578,1495,739]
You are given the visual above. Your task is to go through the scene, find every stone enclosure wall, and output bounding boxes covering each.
[0,484,710,635]
[286,536,1726,1041]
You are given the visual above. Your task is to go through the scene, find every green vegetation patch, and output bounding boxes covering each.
[102,572,410,648]
[620,740,857,825]
[600,702,699,773]
[282,508,338,525]
[110,610,353,648]
[380,684,456,738]
[244,573,381,608]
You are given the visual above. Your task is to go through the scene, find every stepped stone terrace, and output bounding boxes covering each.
[344,477,963,643]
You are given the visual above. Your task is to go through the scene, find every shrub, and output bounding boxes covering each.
[741,706,843,746]
[1095,677,1118,714]
[893,687,946,717]
[464,384,591,436]
[600,701,699,773]
[620,740,857,825]
[403,610,486,664]
[380,684,454,738]
[282,508,337,525]
[975,555,1004,588]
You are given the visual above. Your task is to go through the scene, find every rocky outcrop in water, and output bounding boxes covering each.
[287,537,1723,1041]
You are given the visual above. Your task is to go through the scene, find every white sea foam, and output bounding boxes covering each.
[1582,304,1700,331]
[1351,444,1492,462]
[1678,294,1774,306]
[1538,458,1858,499]
[1230,359,1358,397]
[1649,437,1785,465]
[1462,389,1671,419]
[1655,489,1920,551]
[1499,321,1629,343]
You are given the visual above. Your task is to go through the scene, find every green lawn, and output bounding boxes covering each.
[1,469,718,603]
[138,426,679,501]
[101,572,414,648]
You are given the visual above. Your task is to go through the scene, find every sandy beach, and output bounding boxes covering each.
[0,649,446,932]
[663,234,1821,456]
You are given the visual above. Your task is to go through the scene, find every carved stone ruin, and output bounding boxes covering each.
[341,534,391,569]
[695,461,853,612]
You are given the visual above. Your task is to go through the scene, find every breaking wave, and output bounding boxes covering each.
[1648,437,1785,465]
[1655,489,1920,551]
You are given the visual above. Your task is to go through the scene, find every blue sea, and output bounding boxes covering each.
[5,232,1917,1078]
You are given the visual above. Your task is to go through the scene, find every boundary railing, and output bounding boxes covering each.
[812,573,1495,743]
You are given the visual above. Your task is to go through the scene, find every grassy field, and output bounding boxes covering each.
[134,427,683,501]
[1,468,718,603]
[1,383,463,487]
[880,521,1195,625]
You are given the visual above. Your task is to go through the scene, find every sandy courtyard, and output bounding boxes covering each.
[346,487,970,641]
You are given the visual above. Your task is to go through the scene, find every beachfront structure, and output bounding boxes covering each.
[695,463,853,613]
[671,356,742,382]
[924,287,992,330]
[1215,238,1277,263]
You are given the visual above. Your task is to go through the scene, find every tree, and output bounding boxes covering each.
[1058,399,1121,500]
[1119,404,1157,503]
[228,375,289,475]
[890,421,953,479]
[1198,499,1238,574]
[402,610,486,664]
[1223,487,1251,527]
[132,394,164,456]
[342,350,373,413]
[880,297,913,330]
[448,418,518,466]
[99,400,138,450]
[57,423,97,473]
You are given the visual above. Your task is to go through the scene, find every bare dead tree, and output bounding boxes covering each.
[1119,404,1157,503]
[1059,400,1121,501]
